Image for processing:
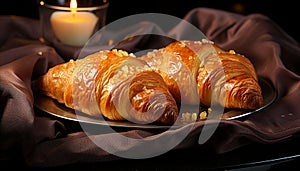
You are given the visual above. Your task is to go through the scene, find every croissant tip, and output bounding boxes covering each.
[243,95,264,110]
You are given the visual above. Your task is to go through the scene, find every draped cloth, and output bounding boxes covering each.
[0,8,300,167]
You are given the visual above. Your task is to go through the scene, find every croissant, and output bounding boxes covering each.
[37,39,263,125]
[140,39,264,109]
[37,49,179,125]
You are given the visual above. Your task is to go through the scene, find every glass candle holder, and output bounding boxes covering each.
[38,0,109,47]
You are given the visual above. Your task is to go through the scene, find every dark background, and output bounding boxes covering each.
[1,1,300,170]
[1,0,299,42]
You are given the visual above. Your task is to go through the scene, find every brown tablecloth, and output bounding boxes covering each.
[1,8,300,167]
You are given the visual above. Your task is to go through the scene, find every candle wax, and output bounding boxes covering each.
[51,11,98,46]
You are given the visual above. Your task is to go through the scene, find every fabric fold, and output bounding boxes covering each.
[0,7,300,167]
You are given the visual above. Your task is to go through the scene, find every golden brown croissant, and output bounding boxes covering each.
[37,39,263,125]
[37,49,179,125]
[140,39,263,109]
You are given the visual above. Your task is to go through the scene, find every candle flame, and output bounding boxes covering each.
[70,0,77,13]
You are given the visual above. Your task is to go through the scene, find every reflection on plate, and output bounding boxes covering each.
[33,77,277,129]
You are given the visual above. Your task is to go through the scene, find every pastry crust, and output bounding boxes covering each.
[37,39,263,125]
[141,40,263,109]
[37,49,178,124]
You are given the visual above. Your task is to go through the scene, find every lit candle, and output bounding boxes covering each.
[50,0,99,46]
